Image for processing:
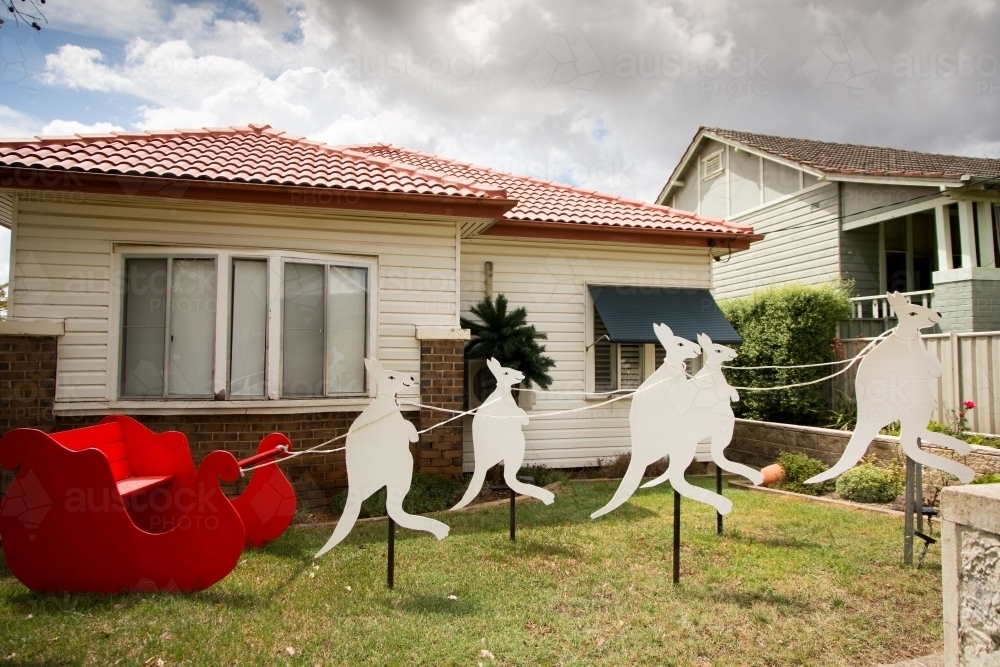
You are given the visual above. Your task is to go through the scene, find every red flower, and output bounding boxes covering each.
[963,400,977,410]
[958,411,965,418]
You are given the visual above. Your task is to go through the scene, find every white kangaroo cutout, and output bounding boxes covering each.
[315,358,450,558]
[452,358,555,509]
[591,323,728,519]
[807,292,975,485]
[641,333,764,491]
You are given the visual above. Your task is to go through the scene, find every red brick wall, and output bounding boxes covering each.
[0,334,465,507]
[417,339,465,477]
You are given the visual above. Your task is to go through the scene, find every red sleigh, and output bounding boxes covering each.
[0,415,297,594]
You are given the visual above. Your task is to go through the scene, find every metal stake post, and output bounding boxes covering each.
[915,438,923,533]
[716,464,724,535]
[903,457,914,565]
[509,488,516,541]
[673,490,681,584]
[387,516,396,589]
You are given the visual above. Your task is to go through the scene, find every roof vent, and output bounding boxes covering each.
[702,150,724,181]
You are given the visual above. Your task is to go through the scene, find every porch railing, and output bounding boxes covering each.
[850,289,933,320]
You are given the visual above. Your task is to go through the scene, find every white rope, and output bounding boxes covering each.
[721,358,853,370]
[240,328,895,471]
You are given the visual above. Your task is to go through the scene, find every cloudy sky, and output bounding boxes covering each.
[1,0,998,279]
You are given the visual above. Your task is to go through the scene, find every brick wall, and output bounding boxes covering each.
[935,278,1000,333]
[416,339,465,477]
[0,335,57,433]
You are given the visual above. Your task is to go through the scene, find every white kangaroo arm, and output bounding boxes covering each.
[404,419,419,442]
[925,351,942,377]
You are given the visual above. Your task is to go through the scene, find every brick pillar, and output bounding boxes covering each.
[417,338,465,476]
[0,334,57,433]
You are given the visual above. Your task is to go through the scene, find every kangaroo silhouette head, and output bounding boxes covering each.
[364,358,414,398]
[653,323,701,368]
[697,333,737,367]
[486,357,524,388]
[887,291,941,337]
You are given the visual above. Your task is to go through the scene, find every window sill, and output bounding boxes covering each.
[53,396,420,416]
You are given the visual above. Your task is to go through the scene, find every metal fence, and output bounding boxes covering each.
[831,331,1000,436]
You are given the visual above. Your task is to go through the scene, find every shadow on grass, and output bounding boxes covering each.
[396,591,478,616]
[689,585,818,613]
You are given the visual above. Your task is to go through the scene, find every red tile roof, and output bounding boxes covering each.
[348,143,755,236]
[0,124,506,200]
[0,124,756,242]
[704,127,1000,180]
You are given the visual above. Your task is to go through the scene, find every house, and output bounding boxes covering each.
[657,127,1000,335]
[0,125,759,503]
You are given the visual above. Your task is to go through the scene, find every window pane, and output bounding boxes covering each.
[283,262,324,396]
[122,258,167,397]
[619,344,643,390]
[168,259,216,396]
[230,259,267,397]
[593,311,614,392]
[327,265,367,394]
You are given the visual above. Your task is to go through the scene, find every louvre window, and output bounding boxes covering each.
[702,150,724,180]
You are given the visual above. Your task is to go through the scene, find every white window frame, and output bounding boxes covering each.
[702,149,725,181]
[108,245,379,410]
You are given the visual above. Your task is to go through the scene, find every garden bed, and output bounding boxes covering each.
[0,479,942,666]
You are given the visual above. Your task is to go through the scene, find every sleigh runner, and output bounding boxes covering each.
[0,415,297,594]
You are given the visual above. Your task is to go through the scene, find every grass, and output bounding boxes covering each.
[0,479,942,666]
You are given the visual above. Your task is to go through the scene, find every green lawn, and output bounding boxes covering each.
[0,480,942,666]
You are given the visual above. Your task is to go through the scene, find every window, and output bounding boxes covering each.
[702,150,724,181]
[121,257,217,398]
[593,311,644,392]
[119,249,373,402]
[281,262,368,397]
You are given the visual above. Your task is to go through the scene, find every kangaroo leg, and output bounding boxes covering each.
[709,418,764,486]
[452,459,491,510]
[640,462,671,489]
[668,446,733,515]
[315,486,365,559]
[805,417,883,484]
[503,448,554,505]
[385,484,450,540]
[591,455,650,519]
[919,428,972,456]
[900,422,975,484]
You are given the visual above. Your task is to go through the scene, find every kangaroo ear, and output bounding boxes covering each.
[486,357,500,373]
[697,333,712,348]
[364,358,383,374]
[886,291,906,309]
[653,323,673,347]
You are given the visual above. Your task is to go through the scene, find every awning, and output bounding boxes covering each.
[588,285,742,344]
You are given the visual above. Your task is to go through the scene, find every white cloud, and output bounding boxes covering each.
[0,104,40,138]
[40,120,125,135]
[43,45,134,92]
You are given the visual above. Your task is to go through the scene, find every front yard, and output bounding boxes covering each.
[0,479,941,666]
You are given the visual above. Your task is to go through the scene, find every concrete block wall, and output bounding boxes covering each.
[941,484,1000,667]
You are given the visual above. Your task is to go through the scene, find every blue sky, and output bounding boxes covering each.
[1,0,999,282]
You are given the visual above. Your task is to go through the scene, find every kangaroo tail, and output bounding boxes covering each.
[805,421,882,485]
[452,464,488,510]
[590,457,647,519]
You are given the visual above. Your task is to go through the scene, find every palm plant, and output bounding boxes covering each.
[461,294,555,389]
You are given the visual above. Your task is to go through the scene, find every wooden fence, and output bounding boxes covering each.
[831,331,1000,436]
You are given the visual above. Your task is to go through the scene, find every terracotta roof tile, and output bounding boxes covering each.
[348,144,754,236]
[704,127,1000,180]
[0,125,502,200]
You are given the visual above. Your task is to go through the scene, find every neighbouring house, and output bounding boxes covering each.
[0,125,759,504]
[657,127,1000,336]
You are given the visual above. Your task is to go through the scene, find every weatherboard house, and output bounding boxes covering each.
[0,125,758,504]
[658,127,1000,336]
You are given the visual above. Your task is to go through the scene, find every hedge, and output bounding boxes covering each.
[719,283,852,425]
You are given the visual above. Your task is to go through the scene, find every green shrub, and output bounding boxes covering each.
[972,473,1000,485]
[330,471,466,518]
[835,464,903,503]
[776,451,834,495]
[719,283,852,425]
